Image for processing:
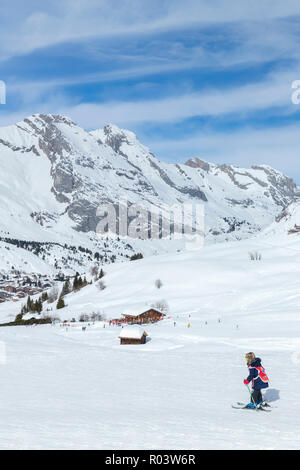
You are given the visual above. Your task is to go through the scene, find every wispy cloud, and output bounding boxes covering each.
[1,1,300,181]
[0,69,291,128]
[2,1,300,61]
[47,68,296,129]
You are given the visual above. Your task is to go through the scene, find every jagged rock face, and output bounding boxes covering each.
[102,124,130,154]
[185,158,296,209]
[0,114,298,256]
[251,165,296,207]
[185,158,210,172]
[96,125,297,241]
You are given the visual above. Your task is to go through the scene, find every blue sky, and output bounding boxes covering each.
[1,0,300,181]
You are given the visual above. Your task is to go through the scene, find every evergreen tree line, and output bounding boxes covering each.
[20,291,48,315]
[130,253,144,261]
[19,267,106,316]
[0,236,105,264]
[56,273,91,310]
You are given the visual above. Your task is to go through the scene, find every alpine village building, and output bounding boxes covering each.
[119,327,148,345]
[121,308,165,325]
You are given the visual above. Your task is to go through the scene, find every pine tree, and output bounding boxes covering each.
[36,298,43,314]
[26,296,33,312]
[15,313,23,323]
[73,273,79,291]
[20,305,26,315]
[56,296,65,309]
[99,269,104,279]
[61,278,71,296]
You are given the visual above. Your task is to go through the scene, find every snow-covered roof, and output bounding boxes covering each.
[121,306,164,317]
[119,327,148,339]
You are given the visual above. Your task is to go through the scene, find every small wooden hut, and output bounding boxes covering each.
[288,224,300,235]
[119,327,148,345]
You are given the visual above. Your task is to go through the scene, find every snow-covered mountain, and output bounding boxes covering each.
[0,113,298,273]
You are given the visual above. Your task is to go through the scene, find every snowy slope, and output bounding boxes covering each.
[1,115,300,449]
[0,114,297,273]
[0,225,300,448]
[0,240,54,274]
[18,215,300,322]
[2,198,300,324]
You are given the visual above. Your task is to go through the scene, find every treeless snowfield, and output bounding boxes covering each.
[0,301,299,449]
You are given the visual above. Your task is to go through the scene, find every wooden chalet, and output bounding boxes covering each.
[122,308,165,325]
[119,327,148,345]
[288,224,300,235]
[3,286,17,293]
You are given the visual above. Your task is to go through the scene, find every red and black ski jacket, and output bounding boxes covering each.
[246,358,269,390]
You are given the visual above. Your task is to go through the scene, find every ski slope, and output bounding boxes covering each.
[0,312,299,449]
[0,219,300,449]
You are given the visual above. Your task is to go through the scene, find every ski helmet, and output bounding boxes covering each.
[245,352,255,365]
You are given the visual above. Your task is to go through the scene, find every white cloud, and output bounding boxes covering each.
[0,64,298,129]
[2,1,300,60]
[40,68,294,130]
[1,1,300,181]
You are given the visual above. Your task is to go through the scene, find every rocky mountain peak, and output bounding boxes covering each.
[0,113,299,274]
[185,157,211,172]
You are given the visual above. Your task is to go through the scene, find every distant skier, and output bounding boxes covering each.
[243,352,269,409]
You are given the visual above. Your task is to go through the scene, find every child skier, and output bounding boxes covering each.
[243,352,269,409]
